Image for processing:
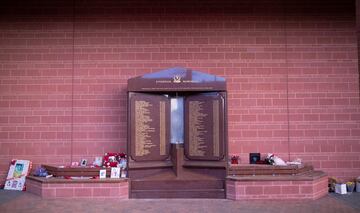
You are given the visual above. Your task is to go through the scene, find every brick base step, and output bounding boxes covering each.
[130,179,225,199]
[131,189,225,199]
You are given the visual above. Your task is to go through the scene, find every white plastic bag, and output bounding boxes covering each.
[266,153,287,166]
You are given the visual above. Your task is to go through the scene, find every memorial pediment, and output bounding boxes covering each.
[128,67,226,92]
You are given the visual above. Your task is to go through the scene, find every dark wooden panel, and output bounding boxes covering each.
[131,179,224,190]
[130,179,225,199]
[183,161,226,168]
[129,93,170,161]
[131,189,225,199]
[43,165,112,177]
[184,92,225,161]
[27,175,128,183]
[128,161,173,169]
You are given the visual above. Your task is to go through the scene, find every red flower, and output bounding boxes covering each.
[10,159,17,165]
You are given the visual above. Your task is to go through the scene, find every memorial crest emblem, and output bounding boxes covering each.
[173,75,182,83]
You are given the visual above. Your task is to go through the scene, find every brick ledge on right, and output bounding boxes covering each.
[226,170,328,200]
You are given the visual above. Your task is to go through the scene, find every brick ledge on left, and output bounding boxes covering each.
[26,176,129,199]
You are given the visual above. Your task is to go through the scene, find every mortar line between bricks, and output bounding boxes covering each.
[283,0,291,162]
[70,0,76,164]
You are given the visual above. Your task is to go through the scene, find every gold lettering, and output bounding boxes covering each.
[160,101,166,155]
[213,100,220,157]
[135,101,156,156]
[189,101,208,156]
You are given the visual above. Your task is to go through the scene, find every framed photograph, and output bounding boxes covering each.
[80,159,87,167]
[120,168,127,178]
[99,169,106,179]
[249,153,260,164]
[4,159,32,191]
[110,167,120,179]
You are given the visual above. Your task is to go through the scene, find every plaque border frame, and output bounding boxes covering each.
[183,92,226,161]
[128,92,171,162]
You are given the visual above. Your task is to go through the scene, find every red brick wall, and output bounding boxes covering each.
[0,0,359,182]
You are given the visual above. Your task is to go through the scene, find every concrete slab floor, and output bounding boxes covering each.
[0,190,359,213]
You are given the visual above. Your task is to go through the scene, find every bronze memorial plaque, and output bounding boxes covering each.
[184,93,225,161]
[129,93,170,161]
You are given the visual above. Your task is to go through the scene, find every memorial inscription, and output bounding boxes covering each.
[185,93,225,160]
[134,100,156,157]
[130,94,170,161]
[189,101,208,157]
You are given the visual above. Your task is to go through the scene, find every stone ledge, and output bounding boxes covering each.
[228,164,313,176]
[227,170,327,181]
[27,176,128,183]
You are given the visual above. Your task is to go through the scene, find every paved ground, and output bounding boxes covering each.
[0,190,359,213]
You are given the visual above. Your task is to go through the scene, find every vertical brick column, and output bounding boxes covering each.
[357,0,360,97]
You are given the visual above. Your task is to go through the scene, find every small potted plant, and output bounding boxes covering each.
[346,181,355,193]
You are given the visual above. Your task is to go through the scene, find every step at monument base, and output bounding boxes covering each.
[130,179,226,199]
